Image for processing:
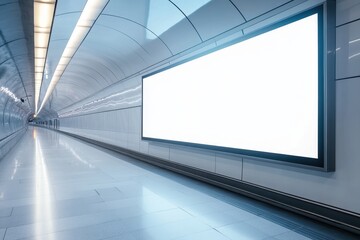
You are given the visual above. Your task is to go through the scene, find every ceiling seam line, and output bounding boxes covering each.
[227,0,247,21]
[59,71,104,89]
[0,37,27,48]
[336,17,360,28]
[55,11,82,17]
[188,0,300,48]
[76,55,122,83]
[78,51,127,78]
[0,53,32,66]
[101,14,174,55]
[3,75,27,87]
[168,0,203,42]
[0,2,17,7]
[0,57,13,66]
[65,63,111,85]
[246,0,296,22]
[96,23,151,55]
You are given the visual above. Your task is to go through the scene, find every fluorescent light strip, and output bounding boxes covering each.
[34,0,56,116]
[37,0,109,115]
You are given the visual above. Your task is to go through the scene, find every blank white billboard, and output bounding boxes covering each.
[142,12,320,160]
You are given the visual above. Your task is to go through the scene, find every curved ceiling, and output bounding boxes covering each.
[0,0,34,116]
[36,0,310,118]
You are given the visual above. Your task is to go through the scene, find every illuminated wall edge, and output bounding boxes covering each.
[141,4,336,172]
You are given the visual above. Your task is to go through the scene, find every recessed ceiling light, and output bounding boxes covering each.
[37,0,109,115]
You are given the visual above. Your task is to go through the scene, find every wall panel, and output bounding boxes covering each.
[56,1,360,214]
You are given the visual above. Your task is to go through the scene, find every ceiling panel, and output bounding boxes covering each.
[0,0,33,112]
[0,2,24,40]
[178,0,245,40]
[38,0,315,117]
[83,27,148,73]
[158,16,202,54]
[50,82,92,110]
[74,51,126,78]
[39,10,84,105]
[231,0,292,21]
[73,50,127,81]
[55,0,86,15]
[97,15,172,61]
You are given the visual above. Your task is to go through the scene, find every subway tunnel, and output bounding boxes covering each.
[1,0,360,239]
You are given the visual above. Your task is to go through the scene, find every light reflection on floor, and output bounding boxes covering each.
[59,138,95,169]
[34,128,55,240]
[0,126,357,240]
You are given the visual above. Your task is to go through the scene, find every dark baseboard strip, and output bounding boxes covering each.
[0,127,27,160]
[53,128,360,235]
[0,127,27,143]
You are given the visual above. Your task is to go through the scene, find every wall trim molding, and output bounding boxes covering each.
[50,127,360,235]
[0,127,27,143]
[0,127,27,160]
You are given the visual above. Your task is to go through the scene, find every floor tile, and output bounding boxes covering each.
[270,230,312,240]
[244,217,291,235]
[0,208,12,217]
[0,127,357,240]
[131,218,211,240]
[174,229,230,240]
[217,222,270,240]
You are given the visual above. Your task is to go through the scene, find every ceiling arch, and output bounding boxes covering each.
[37,0,309,118]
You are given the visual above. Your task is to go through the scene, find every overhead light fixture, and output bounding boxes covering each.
[37,0,109,115]
[34,0,56,115]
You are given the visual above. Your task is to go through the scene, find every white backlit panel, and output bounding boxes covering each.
[143,13,319,160]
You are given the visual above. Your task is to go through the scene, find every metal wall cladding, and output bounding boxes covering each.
[54,0,360,214]
[58,76,141,118]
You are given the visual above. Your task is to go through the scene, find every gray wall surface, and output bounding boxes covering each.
[55,0,360,213]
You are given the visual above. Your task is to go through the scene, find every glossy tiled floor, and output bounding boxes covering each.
[0,127,358,240]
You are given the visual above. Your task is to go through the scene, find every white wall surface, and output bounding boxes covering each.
[57,0,360,213]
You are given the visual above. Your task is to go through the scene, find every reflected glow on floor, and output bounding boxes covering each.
[34,128,55,239]
[59,138,95,168]
[0,127,356,240]
[10,159,20,180]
